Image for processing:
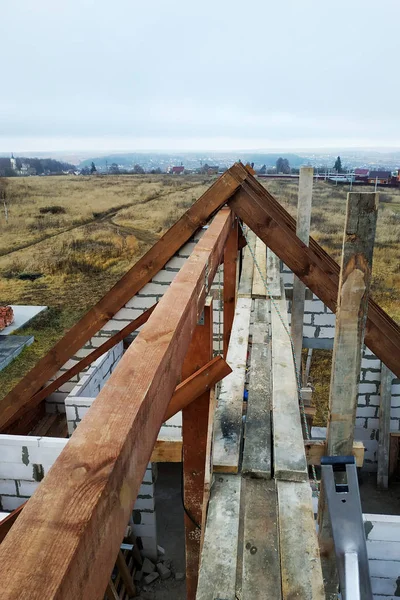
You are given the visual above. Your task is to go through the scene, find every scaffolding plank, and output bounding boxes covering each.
[252,237,267,298]
[196,474,241,600]
[242,299,272,478]
[242,478,282,599]
[0,209,233,600]
[377,363,392,489]
[238,229,256,298]
[271,280,308,482]
[266,249,281,298]
[277,480,325,600]
[213,297,251,473]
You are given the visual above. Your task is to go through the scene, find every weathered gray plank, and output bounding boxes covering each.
[242,299,272,478]
[213,297,251,473]
[319,191,379,599]
[277,480,325,600]
[242,478,282,599]
[271,279,308,482]
[238,229,256,298]
[291,166,314,372]
[196,474,241,600]
[252,237,267,298]
[377,363,392,489]
[266,248,281,298]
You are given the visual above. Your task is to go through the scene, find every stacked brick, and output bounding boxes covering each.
[0,306,14,331]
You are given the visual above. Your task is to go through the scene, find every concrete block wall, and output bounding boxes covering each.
[46,226,225,413]
[281,262,400,470]
[0,433,158,560]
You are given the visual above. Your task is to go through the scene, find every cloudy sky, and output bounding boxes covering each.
[1,0,399,153]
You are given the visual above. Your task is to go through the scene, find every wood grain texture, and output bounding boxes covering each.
[182,297,213,600]
[223,219,238,358]
[377,363,393,489]
[0,503,25,544]
[0,170,245,432]
[242,478,281,599]
[213,297,252,473]
[228,164,400,378]
[164,355,231,422]
[252,237,267,298]
[150,438,182,462]
[196,474,241,600]
[319,192,378,599]
[0,209,233,600]
[242,299,272,478]
[277,480,325,600]
[271,280,308,482]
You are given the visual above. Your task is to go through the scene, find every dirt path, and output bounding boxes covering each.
[0,184,201,259]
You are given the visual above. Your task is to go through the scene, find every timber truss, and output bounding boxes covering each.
[0,163,399,599]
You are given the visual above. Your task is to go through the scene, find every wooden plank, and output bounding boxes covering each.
[251,237,267,298]
[116,550,135,598]
[106,581,119,600]
[151,438,182,463]
[277,480,325,599]
[196,474,241,600]
[318,191,378,598]
[242,299,272,478]
[228,163,400,379]
[238,229,256,298]
[0,170,246,432]
[200,386,217,549]
[182,297,213,600]
[223,218,238,358]
[213,297,252,473]
[242,478,281,599]
[164,355,231,422]
[0,209,233,600]
[377,363,392,489]
[28,304,156,411]
[0,503,25,544]
[30,413,59,436]
[305,440,364,467]
[389,434,399,479]
[271,279,308,482]
[291,166,313,372]
[266,248,281,298]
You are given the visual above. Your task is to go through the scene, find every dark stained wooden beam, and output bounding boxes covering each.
[0,170,246,432]
[0,209,234,600]
[228,163,400,378]
[223,219,238,358]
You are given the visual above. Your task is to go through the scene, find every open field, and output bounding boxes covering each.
[0,174,399,422]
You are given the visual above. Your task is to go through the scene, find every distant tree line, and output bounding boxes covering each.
[0,156,75,177]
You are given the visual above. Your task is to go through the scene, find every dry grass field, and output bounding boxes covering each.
[0,173,399,423]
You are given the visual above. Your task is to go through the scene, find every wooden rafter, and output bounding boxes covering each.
[0,209,234,600]
[0,170,245,432]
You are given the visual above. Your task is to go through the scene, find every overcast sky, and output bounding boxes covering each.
[1,0,399,153]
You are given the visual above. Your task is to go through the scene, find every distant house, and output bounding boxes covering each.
[171,166,185,175]
[368,170,391,185]
[354,168,369,181]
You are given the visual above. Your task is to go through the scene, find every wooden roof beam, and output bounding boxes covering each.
[0,208,233,600]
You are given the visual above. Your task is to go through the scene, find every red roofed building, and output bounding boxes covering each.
[171,166,185,175]
[354,168,369,181]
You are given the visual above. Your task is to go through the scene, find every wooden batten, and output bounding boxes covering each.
[377,363,392,489]
[213,297,252,473]
[0,209,234,600]
[238,229,256,298]
[271,280,308,482]
[251,237,267,298]
[266,249,281,298]
[242,299,272,478]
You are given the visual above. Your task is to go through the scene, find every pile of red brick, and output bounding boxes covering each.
[0,306,14,331]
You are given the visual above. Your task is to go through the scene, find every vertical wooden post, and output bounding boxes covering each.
[318,192,379,599]
[291,166,314,372]
[377,363,392,489]
[223,219,238,358]
[182,297,213,600]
